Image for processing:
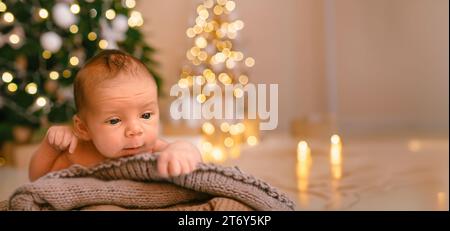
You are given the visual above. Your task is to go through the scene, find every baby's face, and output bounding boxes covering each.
[81,73,159,158]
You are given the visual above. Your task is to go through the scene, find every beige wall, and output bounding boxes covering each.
[333,0,449,135]
[137,0,449,135]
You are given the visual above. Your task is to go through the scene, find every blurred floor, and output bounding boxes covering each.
[0,132,448,211]
[224,133,449,211]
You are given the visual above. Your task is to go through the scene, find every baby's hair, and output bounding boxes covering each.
[73,49,154,114]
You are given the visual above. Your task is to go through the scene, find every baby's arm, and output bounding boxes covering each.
[28,126,77,181]
[153,138,169,152]
[29,135,62,181]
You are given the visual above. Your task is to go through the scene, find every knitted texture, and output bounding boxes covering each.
[3,153,295,211]
[81,197,254,211]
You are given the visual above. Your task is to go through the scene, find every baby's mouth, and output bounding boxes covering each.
[123,144,144,151]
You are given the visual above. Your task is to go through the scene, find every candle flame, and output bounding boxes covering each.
[330,135,343,180]
[331,134,341,145]
[297,141,310,163]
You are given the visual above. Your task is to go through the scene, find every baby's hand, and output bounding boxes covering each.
[46,125,78,154]
[157,141,203,178]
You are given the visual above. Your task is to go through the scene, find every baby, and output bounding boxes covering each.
[29,50,202,181]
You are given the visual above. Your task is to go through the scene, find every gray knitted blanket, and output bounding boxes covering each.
[2,153,295,211]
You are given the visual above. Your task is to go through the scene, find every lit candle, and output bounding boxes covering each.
[297,141,311,163]
[296,140,312,207]
[330,134,343,179]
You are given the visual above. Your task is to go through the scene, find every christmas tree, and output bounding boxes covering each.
[178,0,258,162]
[0,0,161,142]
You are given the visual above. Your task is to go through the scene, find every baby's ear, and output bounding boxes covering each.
[73,115,91,141]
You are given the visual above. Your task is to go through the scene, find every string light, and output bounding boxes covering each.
[178,78,189,88]
[25,82,38,95]
[224,137,234,147]
[245,57,255,67]
[238,75,249,85]
[0,0,161,139]
[124,0,136,8]
[202,122,215,135]
[36,97,47,107]
[42,50,52,59]
[9,34,20,44]
[0,2,7,12]
[69,24,79,33]
[90,9,97,18]
[225,1,236,11]
[190,46,200,56]
[195,36,207,48]
[3,12,14,23]
[213,5,224,15]
[69,56,79,66]
[234,20,245,30]
[198,51,208,61]
[197,5,206,14]
[7,83,18,92]
[226,59,236,69]
[236,123,245,133]
[196,94,206,103]
[2,72,13,83]
[204,0,214,8]
[128,11,143,27]
[220,122,230,132]
[49,71,59,80]
[181,0,257,162]
[70,4,80,14]
[39,8,48,19]
[233,88,244,98]
[193,25,203,34]
[186,28,196,38]
[105,9,116,20]
[217,0,227,6]
[62,70,72,78]
[88,32,97,41]
[98,39,108,49]
[198,9,209,20]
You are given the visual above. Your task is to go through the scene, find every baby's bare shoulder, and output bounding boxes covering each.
[65,140,107,167]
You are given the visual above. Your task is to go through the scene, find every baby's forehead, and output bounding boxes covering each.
[81,74,155,97]
[85,93,158,116]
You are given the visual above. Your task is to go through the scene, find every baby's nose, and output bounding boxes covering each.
[125,124,143,137]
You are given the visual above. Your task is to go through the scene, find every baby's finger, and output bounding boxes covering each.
[56,130,66,148]
[51,130,61,148]
[168,160,181,177]
[61,133,72,150]
[47,129,56,145]
[188,158,197,172]
[179,159,191,175]
[69,136,78,154]
[157,155,169,178]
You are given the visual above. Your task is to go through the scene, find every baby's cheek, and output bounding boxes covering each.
[94,134,122,158]
[146,129,158,146]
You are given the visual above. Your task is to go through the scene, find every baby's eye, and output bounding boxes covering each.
[107,118,121,125]
[141,112,152,120]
